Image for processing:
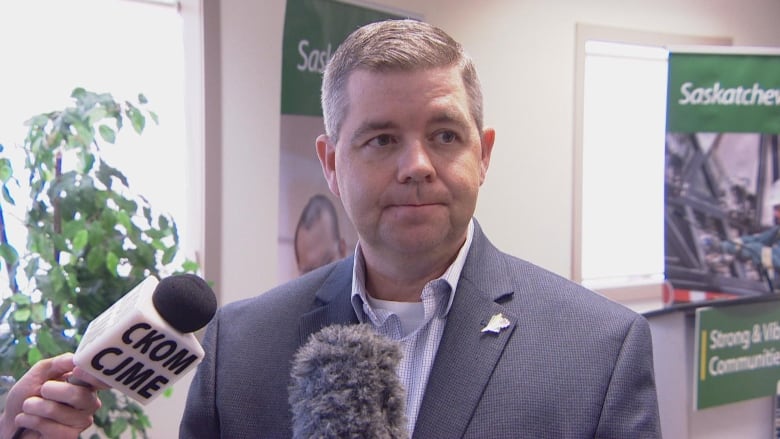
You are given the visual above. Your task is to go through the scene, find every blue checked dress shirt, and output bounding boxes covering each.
[351,220,475,435]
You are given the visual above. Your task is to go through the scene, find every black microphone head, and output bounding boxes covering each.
[151,274,217,333]
[289,324,408,439]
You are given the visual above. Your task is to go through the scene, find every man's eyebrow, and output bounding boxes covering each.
[428,111,470,128]
[346,111,472,145]
[348,120,399,145]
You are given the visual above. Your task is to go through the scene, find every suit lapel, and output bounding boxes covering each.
[295,223,517,437]
[413,222,517,438]
[298,257,359,345]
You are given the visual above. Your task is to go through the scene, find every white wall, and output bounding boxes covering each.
[208,0,780,303]
[398,0,780,281]
[149,0,780,437]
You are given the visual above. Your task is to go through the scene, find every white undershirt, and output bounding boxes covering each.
[365,296,426,338]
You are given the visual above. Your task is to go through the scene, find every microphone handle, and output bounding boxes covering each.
[11,376,92,439]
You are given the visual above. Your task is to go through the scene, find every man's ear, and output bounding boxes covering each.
[316,134,340,197]
[479,127,495,184]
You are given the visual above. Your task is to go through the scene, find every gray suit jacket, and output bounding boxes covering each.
[180,221,661,438]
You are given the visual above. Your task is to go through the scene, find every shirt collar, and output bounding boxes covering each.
[350,219,475,322]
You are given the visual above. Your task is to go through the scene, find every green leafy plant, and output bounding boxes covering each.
[0,88,198,438]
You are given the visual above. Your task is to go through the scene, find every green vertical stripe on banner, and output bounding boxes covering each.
[281,0,406,116]
[667,53,780,133]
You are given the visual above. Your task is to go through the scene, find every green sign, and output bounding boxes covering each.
[667,52,780,133]
[281,0,405,116]
[695,300,780,410]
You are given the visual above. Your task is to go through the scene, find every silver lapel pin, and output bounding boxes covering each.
[481,313,511,334]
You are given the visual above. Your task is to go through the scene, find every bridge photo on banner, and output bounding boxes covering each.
[664,48,780,305]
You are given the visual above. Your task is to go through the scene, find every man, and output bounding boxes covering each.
[0,353,105,439]
[180,19,661,437]
[294,194,347,275]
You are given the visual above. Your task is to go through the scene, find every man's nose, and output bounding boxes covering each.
[397,140,435,183]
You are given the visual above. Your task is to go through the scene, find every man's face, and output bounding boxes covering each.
[295,214,345,274]
[317,66,494,263]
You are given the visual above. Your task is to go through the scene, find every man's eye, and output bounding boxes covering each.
[367,134,394,147]
[434,130,458,144]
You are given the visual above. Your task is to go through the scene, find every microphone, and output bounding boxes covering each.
[72,273,217,404]
[288,324,408,439]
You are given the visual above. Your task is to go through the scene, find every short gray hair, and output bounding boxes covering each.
[321,19,484,143]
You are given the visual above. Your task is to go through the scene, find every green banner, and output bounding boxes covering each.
[695,301,780,410]
[281,0,405,116]
[667,53,780,133]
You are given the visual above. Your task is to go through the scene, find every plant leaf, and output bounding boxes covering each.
[181,259,200,273]
[0,158,12,183]
[71,87,87,99]
[99,125,116,144]
[79,149,95,174]
[109,417,128,438]
[2,185,15,205]
[27,346,42,365]
[87,248,106,274]
[71,118,94,147]
[116,210,132,230]
[72,229,89,252]
[9,294,31,305]
[126,105,145,134]
[36,330,59,355]
[13,307,31,322]
[162,246,176,265]
[30,303,46,323]
[0,243,19,267]
[97,160,129,188]
[106,251,119,276]
[87,106,108,125]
